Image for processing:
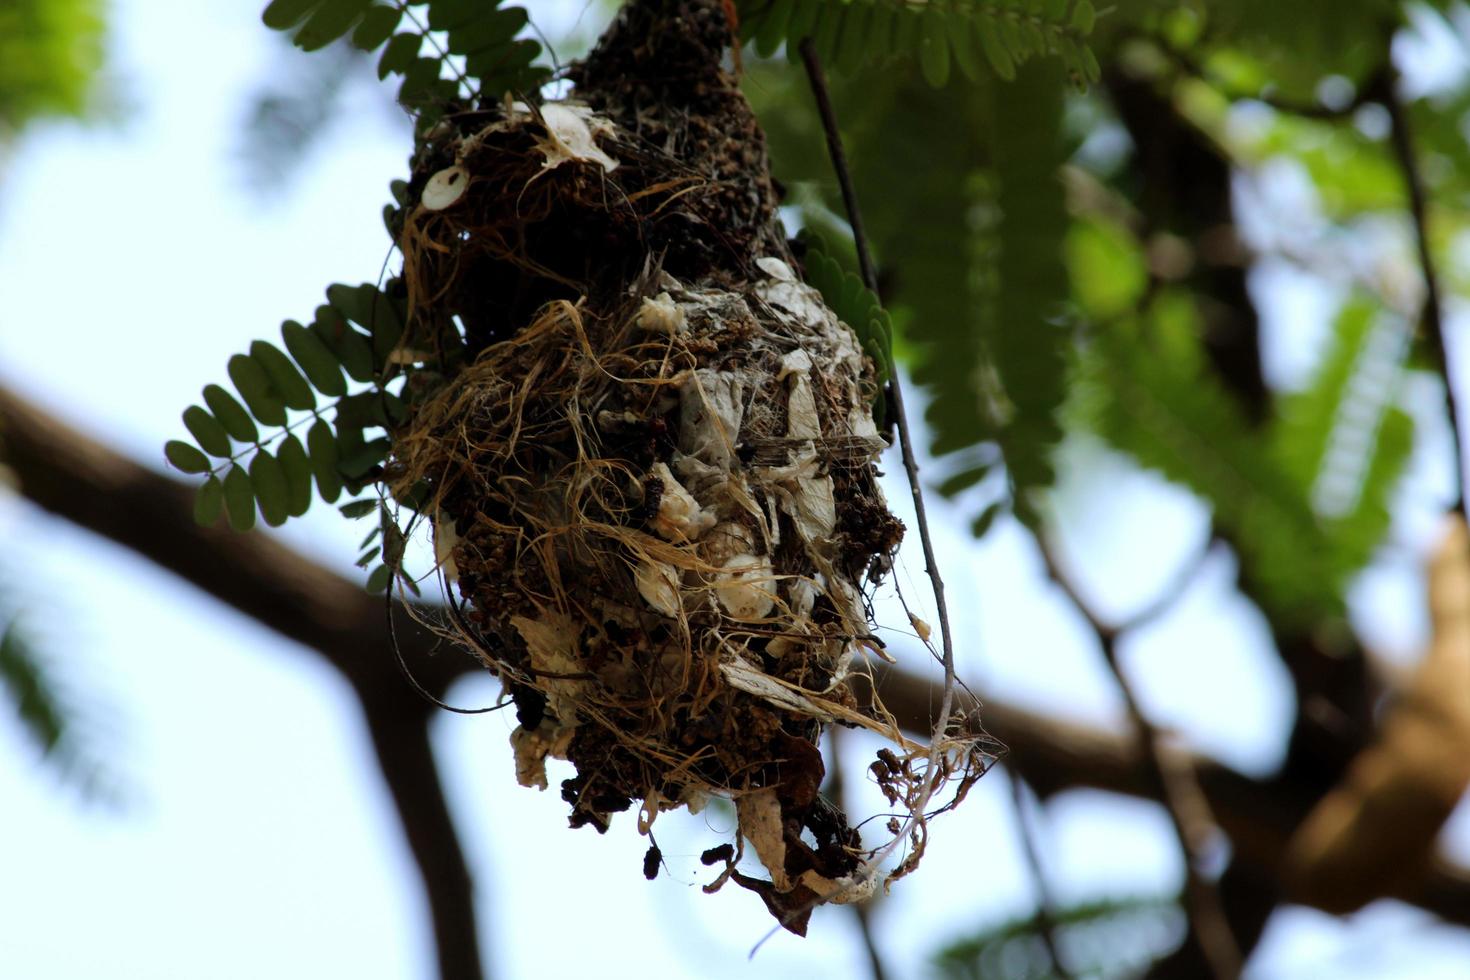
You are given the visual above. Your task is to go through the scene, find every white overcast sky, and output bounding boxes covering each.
[2,1,1470,978]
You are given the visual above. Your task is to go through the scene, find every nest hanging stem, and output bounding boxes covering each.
[797,38,961,831]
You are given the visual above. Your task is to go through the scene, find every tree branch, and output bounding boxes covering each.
[6,382,1470,944]
[363,693,484,980]
[0,383,484,980]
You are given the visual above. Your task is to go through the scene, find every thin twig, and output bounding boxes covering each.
[1036,536,1242,979]
[1008,772,1074,979]
[1378,63,1469,523]
[798,34,959,771]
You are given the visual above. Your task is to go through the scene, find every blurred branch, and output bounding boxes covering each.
[1035,536,1243,979]
[1151,38,1370,120]
[7,382,1470,949]
[1376,63,1468,524]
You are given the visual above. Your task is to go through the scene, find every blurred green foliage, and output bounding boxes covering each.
[0,0,105,131]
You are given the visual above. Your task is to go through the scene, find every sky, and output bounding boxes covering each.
[1,1,1470,978]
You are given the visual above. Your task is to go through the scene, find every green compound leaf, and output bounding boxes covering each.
[182,405,231,458]
[282,319,347,397]
[277,434,314,518]
[227,353,287,427]
[194,476,225,526]
[203,384,259,443]
[164,440,211,474]
[307,418,344,504]
[249,450,290,527]
[223,464,256,532]
[250,340,316,411]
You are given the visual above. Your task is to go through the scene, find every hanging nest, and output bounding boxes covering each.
[384,0,990,932]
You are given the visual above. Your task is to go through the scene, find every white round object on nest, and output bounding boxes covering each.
[422,165,469,210]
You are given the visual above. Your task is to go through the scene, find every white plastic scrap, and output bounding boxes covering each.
[648,462,716,542]
[780,348,822,442]
[510,724,553,790]
[511,100,619,173]
[757,276,831,325]
[433,510,460,583]
[757,448,837,545]
[636,292,686,334]
[679,369,746,469]
[755,256,797,282]
[721,658,836,722]
[714,553,777,621]
[422,164,470,210]
[634,558,682,617]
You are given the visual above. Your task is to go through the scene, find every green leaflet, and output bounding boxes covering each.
[164,440,210,474]
[327,282,404,363]
[194,476,225,526]
[378,32,422,80]
[250,339,316,411]
[340,498,378,519]
[365,563,393,593]
[282,319,347,397]
[293,0,374,52]
[261,0,319,31]
[250,449,291,527]
[227,353,287,427]
[223,464,256,532]
[203,384,259,443]
[350,3,401,50]
[277,434,315,518]
[312,305,375,383]
[308,418,345,504]
[182,405,231,458]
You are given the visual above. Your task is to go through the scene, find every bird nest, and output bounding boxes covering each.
[381,0,990,932]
